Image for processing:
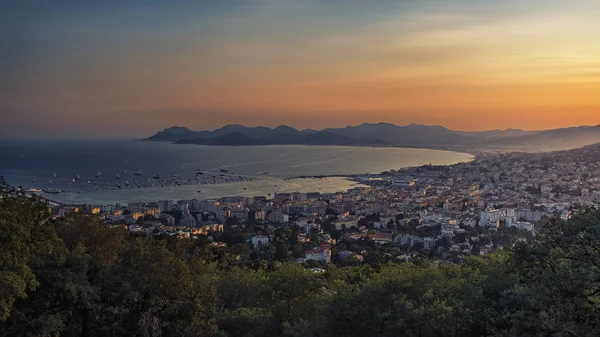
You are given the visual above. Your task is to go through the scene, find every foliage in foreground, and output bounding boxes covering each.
[1,181,600,336]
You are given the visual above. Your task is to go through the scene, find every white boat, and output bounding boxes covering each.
[115,174,120,179]
[134,170,144,176]
[43,187,62,194]
[53,173,57,178]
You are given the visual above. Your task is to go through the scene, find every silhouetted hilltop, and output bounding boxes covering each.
[144,123,600,151]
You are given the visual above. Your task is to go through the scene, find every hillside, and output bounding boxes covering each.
[143,123,600,152]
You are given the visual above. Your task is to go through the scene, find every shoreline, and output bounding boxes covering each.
[142,139,479,157]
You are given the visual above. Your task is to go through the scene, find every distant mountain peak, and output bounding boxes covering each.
[162,126,191,132]
[273,125,298,132]
[143,122,600,152]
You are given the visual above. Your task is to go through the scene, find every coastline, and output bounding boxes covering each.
[3,141,474,205]
[143,139,479,157]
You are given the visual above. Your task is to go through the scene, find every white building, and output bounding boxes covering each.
[304,247,331,264]
[251,235,269,249]
[512,221,534,231]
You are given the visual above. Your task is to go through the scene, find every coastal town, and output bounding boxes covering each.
[44,143,600,267]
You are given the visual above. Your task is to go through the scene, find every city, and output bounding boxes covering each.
[44,143,600,268]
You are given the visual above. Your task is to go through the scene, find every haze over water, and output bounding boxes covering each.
[0,140,472,204]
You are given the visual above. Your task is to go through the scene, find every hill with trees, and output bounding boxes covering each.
[1,180,600,336]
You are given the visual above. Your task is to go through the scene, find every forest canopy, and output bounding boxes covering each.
[1,181,600,337]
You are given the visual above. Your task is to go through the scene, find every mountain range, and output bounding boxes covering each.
[143,123,600,152]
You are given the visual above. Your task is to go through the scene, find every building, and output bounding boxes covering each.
[145,207,160,218]
[291,192,307,201]
[130,211,144,222]
[268,212,289,223]
[368,233,393,244]
[58,207,79,217]
[480,210,501,224]
[255,211,266,221]
[180,204,197,227]
[251,235,269,249]
[161,214,176,226]
[127,202,142,211]
[396,235,436,250]
[176,201,188,212]
[158,200,173,213]
[511,221,534,231]
[304,246,331,264]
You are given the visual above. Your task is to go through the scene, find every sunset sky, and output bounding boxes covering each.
[1,0,600,138]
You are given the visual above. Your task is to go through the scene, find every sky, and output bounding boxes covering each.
[1,0,600,138]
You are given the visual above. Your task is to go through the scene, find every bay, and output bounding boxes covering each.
[0,140,473,204]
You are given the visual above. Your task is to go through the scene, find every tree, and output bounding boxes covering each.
[0,180,65,322]
[510,206,600,336]
[274,241,288,262]
[95,238,218,336]
[270,263,318,326]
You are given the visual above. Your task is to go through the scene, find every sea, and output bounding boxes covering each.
[0,139,473,205]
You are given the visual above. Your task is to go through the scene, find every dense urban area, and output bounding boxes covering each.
[46,144,600,263]
[2,143,600,336]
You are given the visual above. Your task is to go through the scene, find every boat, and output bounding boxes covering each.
[134,170,144,176]
[75,174,80,180]
[123,169,127,174]
[94,170,102,178]
[26,188,42,194]
[31,177,36,182]
[48,180,53,185]
[243,187,247,190]
[220,169,229,173]
[115,174,120,179]
[43,188,62,194]
[197,190,202,193]
[152,174,161,179]
[53,173,57,178]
